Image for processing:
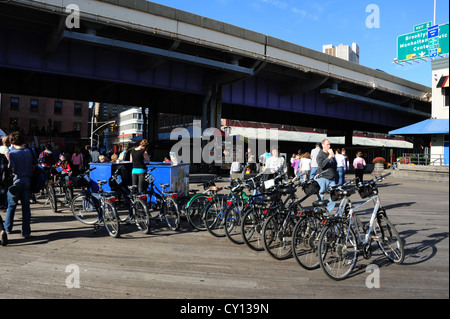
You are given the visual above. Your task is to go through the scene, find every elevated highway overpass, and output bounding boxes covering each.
[0,0,432,143]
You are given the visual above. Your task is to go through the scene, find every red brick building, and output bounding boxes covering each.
[0,93,89,137]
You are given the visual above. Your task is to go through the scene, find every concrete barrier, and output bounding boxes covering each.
[392,164,449,182]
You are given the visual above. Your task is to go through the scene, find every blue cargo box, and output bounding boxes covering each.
[89,161,133,192]
[146,162,190,203]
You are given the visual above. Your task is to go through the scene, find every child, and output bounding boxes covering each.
[55,153,72,176]
[293,154,301,177]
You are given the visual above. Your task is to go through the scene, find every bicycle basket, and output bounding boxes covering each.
[329,188,347,202]
[358,182,378,199]
[279,185,295,195]
[329,189,340,202]
[302,180,320,197]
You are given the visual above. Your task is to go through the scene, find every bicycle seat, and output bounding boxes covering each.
[160,184,170,189]
[97,180,108,186]
[279,185,295,195]
[209,186,222,192]
[100,191,115,197]
[128,185,138,192]
[313,200,329,208]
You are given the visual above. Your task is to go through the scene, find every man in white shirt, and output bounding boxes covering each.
[264,148,286,175]
[310,144,321,179]
[334,148,347,185]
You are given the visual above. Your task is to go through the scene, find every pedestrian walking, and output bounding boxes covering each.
[353,151,367,183]
[4,131,35,239]
[71,147,84,176]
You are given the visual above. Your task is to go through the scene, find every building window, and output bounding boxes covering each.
[9,118,18,131]
[74,103,82,116]
[30,99,39,112]
[53,121,61,135]
[10,97,19,110]
[73,122,81,132]
[29,119,39,134]
[54,101,62,114]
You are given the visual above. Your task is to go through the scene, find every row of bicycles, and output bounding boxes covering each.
[69,166,181,238]
[179,169,405,281]
[50,164,404,281]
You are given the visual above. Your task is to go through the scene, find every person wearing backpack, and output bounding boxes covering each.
[3,131,34,240]
[39,144,54,168]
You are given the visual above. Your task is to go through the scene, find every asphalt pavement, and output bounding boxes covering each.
[0,174,448,303]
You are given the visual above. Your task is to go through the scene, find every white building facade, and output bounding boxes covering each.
[117,108,148,144]
[430,57,449,165]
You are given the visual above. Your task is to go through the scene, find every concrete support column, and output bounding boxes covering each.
[345,130,353,147]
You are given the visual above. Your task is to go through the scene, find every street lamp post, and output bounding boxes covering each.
[90,121,115,150]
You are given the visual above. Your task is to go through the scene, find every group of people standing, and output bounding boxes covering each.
[290,144,350,185]
[309,139,368,213]
[0,131,152,246]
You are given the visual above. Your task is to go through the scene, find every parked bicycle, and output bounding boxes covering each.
[261,174,308,260]
[145,168,181,231]
[70,168,121,238]
[109,167,151,234]
[224,174,265,245]
[42,166,58,213]
[180,178,223,231]
[240,179,281,252]
[317,173,405,280]
[291,175,355,270]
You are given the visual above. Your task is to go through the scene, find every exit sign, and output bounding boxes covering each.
[397,22,449,62]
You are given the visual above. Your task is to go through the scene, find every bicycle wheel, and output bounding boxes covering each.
[292,215,321,270]
[102,201,120,238]
[71,194,99,225]
[134,199,151,234]
[205,199,226,238]
[262,214,294,260]
[241,206,267,251]
[318,222,358,281]
[374,214,405,264]
[186,195,209,231]
[164,196,180,231]
[47,184,57,213]
[224,204,244,245]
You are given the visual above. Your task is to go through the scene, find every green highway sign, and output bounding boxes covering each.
[414,21,432,32]
[397,22,449,62]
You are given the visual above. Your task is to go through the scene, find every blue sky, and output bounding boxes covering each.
[148,0,449,87]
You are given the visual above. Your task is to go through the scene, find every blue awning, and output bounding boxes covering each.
[389,119,449,135]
